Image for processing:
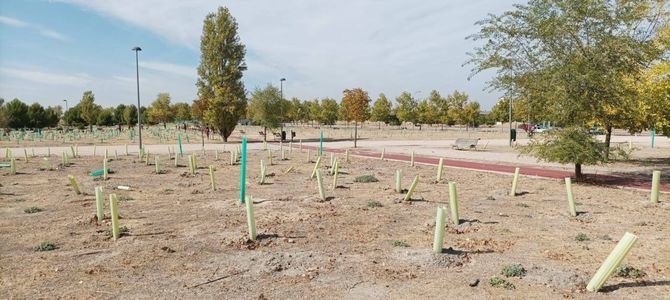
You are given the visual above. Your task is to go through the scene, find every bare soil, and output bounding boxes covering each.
[1,146,669,299]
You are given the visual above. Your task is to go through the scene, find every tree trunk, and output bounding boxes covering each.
[575,163,583,181]
[263,127,267,142]
[604,124,612,160]
[163,122,167,129]
[354,121,358,148]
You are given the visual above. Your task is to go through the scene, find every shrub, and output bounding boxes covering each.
[354,175,379,183]
[34,242,56,251]
[24,207,43,214]
[615,265,646,278]
[367,200,383,208]
[575,233,589,241]
[392,240,410,247]
[489,277,515,289]
[501,264,526,278]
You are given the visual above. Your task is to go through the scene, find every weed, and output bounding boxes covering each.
[489,277,515,290]
[486,196,496,201]
[599,235,612,241]
[392,240,410,247]
[501,264,526,278]
[354,175,379,183]
[107,226,130,237]
[635,221,648,226]
[24,207,43,214]
[34,242,57,251]
[615,265,646,278]
[516,203,529,208]
[575,233,589,242]
[367,200,383,208]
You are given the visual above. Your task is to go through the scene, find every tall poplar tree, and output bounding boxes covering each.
[195,6,247,142]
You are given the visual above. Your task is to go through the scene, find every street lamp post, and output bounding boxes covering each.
[132,46,143,151]
[280,77,286,141]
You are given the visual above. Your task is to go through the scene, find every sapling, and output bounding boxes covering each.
[209,165,216,191]
[395,169,402,193]
[259,160,266,184]
[565,177,577,217]
[448,181,459,225]
[433,206,446,253]
[95,186,104,220]
[331,159,339,190]
[316,170,326,201]
[109,194,120,240]
[310,156,322,179]
[650,170,660,203]
[436,158,444,181]
[404,175,419,201]
[103,159,108,180]
[68,175,81,195]
[586,232,638,292]
[10,157,16,175]
[245,195,257,240]
[510,167,520,196]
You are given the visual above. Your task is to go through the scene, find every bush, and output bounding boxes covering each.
[24,207,43,214]
[367,200,383,208]
[489,277,515,289]
[392,240,410,247]
[34,242,56,251]
[575,233,589,241]
[354,175,379,183]
[615,265,646,278]
[501,264,526,278]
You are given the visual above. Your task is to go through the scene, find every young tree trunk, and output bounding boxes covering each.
[604,124,612,160]
[163,122,167,129]
[354,121,358,148]
[575,163,583,181]
[263,126,267,142]
[221,129,228,143]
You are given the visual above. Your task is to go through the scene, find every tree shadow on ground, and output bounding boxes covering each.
[601,280,670,293]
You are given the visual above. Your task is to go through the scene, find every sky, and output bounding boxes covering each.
[0,0,520,110]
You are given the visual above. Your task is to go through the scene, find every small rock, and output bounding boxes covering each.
[469,279,480,287]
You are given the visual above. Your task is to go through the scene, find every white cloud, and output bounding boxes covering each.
[53,1,518,107]
[0,16,28,27]
[0,15,70,41]
[139,61,196,78]
[0,67,90,86]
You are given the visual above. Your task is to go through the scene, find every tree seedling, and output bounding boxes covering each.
[615,265,646,278]
[68,175,81,195]
[586,232,638,292]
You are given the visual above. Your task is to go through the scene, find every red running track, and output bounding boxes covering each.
[286,143,669,193]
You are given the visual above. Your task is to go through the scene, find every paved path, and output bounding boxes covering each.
[3,141,668,194]
[295,144,670,194]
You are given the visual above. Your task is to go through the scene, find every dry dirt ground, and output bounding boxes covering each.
[1,146,669,299]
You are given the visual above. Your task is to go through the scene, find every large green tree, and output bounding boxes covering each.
[173,102,192,122]
[194,6,247,142]
[5,98,29,129]
[319,98,339,125]
[148,93,174,128]
[395,91,418,125]
[79,91,100,131]
[370,93,392,126]
[248,85,282,141]
[468,0,669,157]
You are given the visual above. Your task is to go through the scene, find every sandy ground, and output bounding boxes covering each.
[1,146,669,299]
